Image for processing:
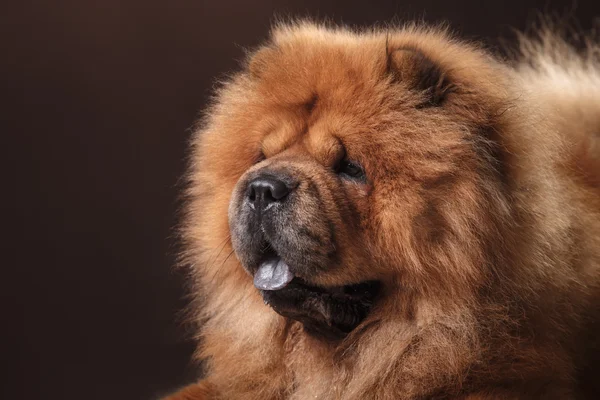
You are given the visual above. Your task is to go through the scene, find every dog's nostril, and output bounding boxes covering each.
[247,176,291,211]
[248,187,257,202]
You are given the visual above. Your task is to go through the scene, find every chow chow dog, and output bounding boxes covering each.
[167,21,600,399]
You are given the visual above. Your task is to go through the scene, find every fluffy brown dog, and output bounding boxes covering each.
[168,21,600,399]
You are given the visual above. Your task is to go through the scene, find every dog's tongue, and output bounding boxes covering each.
[254,257,294,291]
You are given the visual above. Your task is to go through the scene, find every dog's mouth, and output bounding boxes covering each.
[253,251,381,340]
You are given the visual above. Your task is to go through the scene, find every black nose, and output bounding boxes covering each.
[247,176,291,212]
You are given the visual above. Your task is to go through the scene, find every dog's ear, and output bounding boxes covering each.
[387,48,454,107]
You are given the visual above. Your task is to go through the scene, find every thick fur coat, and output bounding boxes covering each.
[167,21,600,399]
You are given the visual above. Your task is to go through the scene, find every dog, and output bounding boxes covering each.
[167,21,600,399]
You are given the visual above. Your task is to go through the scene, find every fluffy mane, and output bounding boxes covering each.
[171,21,600,400]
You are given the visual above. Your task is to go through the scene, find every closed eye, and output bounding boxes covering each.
[336,159,366,182]
[255,151,266,164]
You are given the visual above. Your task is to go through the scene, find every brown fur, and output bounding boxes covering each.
[170,21,600,399]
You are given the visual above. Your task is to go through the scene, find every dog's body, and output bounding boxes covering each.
[169,22,600,399]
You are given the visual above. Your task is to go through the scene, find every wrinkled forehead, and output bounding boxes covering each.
[251,87,389,171]
[245,37,402,165]
[260,115,353,169]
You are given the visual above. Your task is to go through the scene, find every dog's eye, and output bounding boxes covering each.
[337,160,366,181]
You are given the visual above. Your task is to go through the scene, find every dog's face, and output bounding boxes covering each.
[204,26,508,339]
[227,127,381,338]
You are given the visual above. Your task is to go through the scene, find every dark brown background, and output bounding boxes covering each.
[2,1,598,399]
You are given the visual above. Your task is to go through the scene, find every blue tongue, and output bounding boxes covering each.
[254,256,294,291]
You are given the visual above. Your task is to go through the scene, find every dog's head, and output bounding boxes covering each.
[196,23,513,338]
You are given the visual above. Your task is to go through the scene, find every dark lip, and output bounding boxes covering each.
[275,276,380,301]
[252,246,381,339]
[260,277,381,340]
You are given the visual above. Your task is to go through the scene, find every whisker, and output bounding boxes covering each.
[208,248,237,286]
[204,235,231,271]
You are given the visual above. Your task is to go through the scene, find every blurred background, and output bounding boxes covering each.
[2,1,599,399]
